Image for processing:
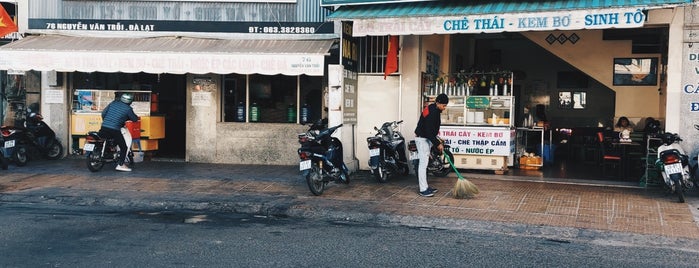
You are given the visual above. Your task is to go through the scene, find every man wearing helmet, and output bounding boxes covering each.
[99,92,139,172]
[413,93,448,197]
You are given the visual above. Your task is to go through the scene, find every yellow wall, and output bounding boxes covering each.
[520,30,663,120]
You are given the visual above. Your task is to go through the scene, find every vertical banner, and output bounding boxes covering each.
[383,35,399,79]
[0,4,17,37]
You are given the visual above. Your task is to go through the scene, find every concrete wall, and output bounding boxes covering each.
[215,122,307,165]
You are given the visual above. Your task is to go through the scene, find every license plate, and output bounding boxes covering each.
[665,163,683,174]
[369,148,380,157]
[409,151,418,160]
[299,160,312,171]
[83,143,95,152]
[4,140,14,148]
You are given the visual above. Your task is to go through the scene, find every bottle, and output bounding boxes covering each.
[300,103,310,124]
[287,104,296,123]
[236,102,245,122]
[250,102,259,122]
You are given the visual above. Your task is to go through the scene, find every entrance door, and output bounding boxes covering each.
[152,74,186,159]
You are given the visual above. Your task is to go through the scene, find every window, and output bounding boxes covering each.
[357,35,397,74]
[222,74,324,124]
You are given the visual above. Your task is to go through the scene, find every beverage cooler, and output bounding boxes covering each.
[70,89,165,153]
[423,71,515,173]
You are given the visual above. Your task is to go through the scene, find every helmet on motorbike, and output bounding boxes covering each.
[120,93,134,104]
[659,132,680,146]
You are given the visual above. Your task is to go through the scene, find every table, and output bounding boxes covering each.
[612,141,642,179]
[516,127,552,167]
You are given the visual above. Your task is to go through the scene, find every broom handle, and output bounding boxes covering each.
[443,153,465,180]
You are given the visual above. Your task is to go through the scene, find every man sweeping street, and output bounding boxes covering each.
[414,93,448,197]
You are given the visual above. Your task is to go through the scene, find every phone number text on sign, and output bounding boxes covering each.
[439,126,512,156]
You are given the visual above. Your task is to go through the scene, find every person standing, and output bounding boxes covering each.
[414,93,448,197]
[99,92,139,172]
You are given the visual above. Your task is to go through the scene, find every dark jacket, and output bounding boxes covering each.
[101,101,139,130]
[414,103,442,145]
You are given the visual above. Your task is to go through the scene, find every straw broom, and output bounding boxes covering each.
[444,153,479,199]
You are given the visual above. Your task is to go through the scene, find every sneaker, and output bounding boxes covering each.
[115,164,132,172]
[428,187,438,193]
[419,189,434,197]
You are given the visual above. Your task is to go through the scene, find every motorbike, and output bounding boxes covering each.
[24,112,63,160]
[0,135,8,170]
[654,132,695,203]
[0,126,29,166]
[84,127,135,172]
[367,120,410,183]
[297,119,350,196]
[407,136,453,177]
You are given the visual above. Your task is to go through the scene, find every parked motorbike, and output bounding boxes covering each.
[84,127,135,172]
[24,112,63,160]
[0,135,9,170]
[654,132,695,203]
[0,126,29,166]
[297,120,350,196]
[408,136,453,177]
[367,120,410,183]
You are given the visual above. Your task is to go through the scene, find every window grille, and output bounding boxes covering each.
[357,35,398,74]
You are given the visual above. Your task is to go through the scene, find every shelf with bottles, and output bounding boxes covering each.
[436,95,514,126]
[422,71,513,98]
[72,89,152,116]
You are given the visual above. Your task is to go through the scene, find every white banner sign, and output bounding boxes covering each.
[439,126,513,156]
[353,7,647,36]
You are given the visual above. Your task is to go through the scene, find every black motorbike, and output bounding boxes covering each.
[408,136,453,177]
[0,134,9,170]
[297,120,350,196]
[84,130,135,172]
[367,120,410,183]
[24,112,63,160]
[0,125,29,166]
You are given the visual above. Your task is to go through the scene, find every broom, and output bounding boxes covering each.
[444,153,479,199]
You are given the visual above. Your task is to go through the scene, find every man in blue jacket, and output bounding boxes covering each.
[100,92,139,172]
[414,93,448,197]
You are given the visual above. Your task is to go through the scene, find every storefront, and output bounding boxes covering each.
[0,1,342,165]
[325,0,695,179]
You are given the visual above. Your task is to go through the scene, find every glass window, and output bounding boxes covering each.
[222,74,324,124]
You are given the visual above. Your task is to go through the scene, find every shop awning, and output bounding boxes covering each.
[0,35,335,75]
[327,0,693,36]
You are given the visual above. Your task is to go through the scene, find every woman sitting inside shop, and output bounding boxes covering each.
[614,116,634,133]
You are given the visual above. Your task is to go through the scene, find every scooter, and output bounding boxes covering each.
[24,112,63,160]
[407,136,453,177]
[654,132,694,203]
[367,120,410,183]
[84,126,136,172]
[297,119,350,196]
[0,126,29,166]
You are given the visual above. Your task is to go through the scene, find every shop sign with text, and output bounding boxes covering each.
[439,126,511,156]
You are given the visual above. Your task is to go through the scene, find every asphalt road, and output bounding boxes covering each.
[1,202,698,268]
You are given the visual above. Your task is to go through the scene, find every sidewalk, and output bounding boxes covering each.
[1,157,698,240]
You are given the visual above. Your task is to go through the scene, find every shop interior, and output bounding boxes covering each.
[72,72,186,160]
[446,29,667,183]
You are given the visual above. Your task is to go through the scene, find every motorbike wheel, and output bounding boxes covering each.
[14,146,28,167]
[86,151,104,172]
[306,165,325,196]
[373,165,389,183]
[431,151,454,177]
[677,181,685,203]
[0,153,8,170]
[45,140,63,160]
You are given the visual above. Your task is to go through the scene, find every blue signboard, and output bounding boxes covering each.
[321,0,432,6]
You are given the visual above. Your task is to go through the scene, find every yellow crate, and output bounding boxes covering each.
[140,116,165,139]
[71,114,165,139]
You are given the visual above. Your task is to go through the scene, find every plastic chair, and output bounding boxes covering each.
[598,132,622,178]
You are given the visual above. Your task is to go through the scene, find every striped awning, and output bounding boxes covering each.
[0,35,335,75]
[328,0,693,36]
